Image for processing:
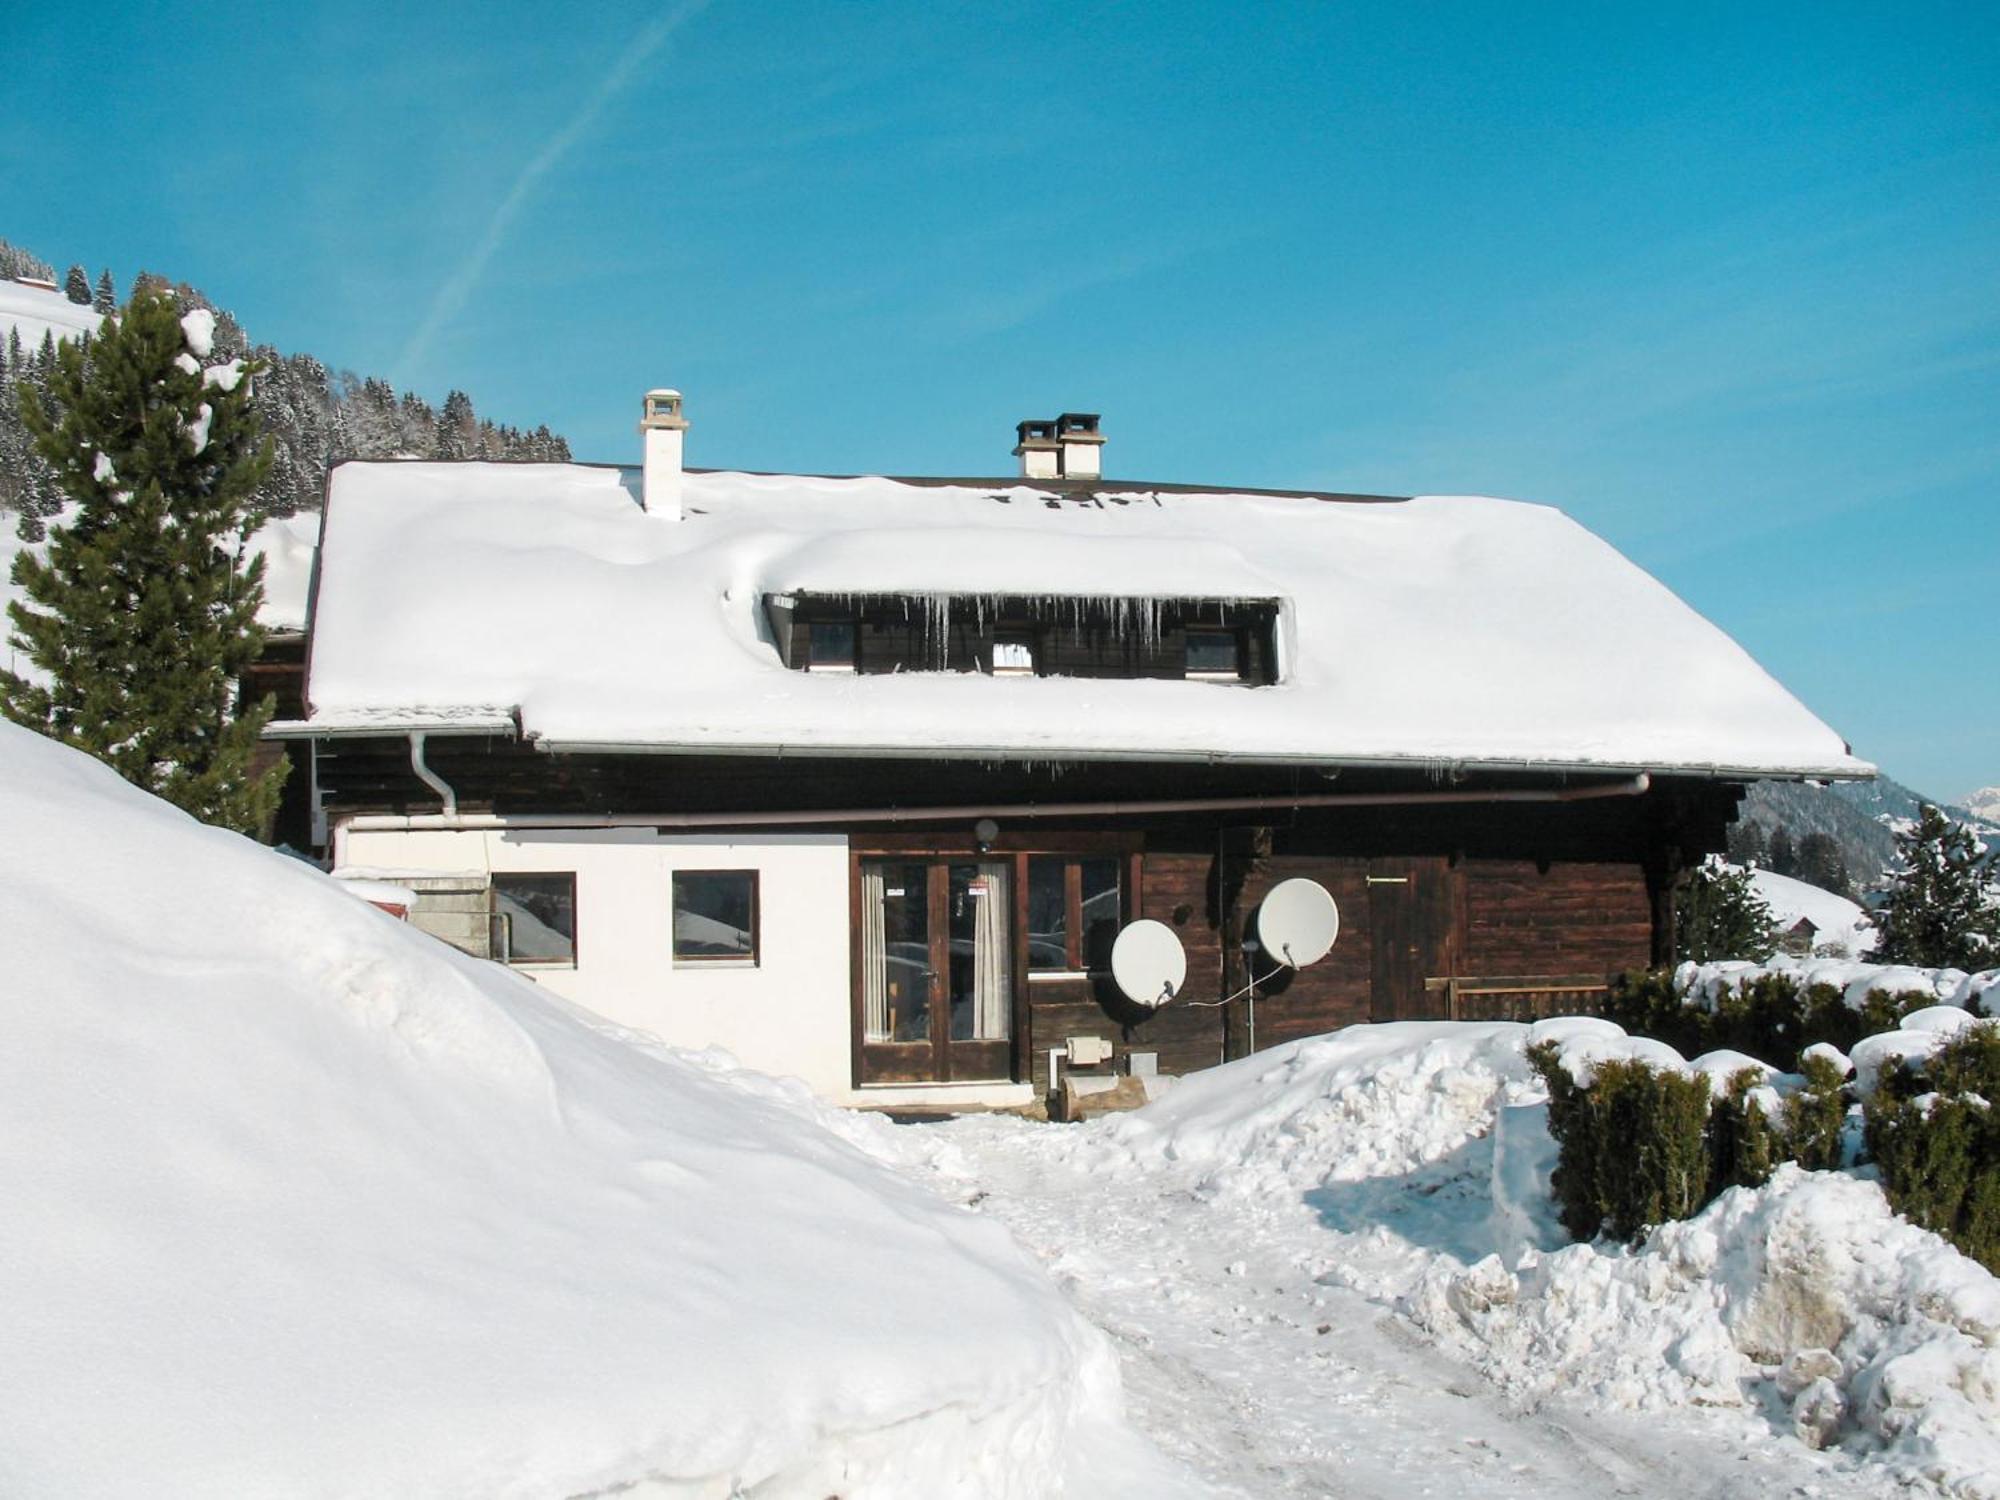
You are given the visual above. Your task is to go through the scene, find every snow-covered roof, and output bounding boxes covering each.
[298,460,1869,777]
[0,278,100,348]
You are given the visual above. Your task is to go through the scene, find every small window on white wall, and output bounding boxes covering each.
[674,870,759,964]
[492,873,576,964]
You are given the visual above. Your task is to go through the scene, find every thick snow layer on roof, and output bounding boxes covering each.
[302,461,1865,775]
[0,278,100,347]
[0,719,1171,1497]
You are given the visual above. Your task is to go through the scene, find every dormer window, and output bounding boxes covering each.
[775,594,1279,684]
[808,620,856,673]
[991,631,1036,677]
[1185,628,1243,682]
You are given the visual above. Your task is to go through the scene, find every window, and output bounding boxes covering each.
[492,873,576,964]
[990,630,1035,677]
[673,870,759,964]
[1185,628,1242,681]
[807,620,856,673]
[1027,854,1123,972]
[808,621,857,673]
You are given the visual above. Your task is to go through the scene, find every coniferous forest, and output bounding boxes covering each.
[0,236,570,533]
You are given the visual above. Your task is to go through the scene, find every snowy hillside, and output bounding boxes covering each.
[0,277,99,346]
[0,720,1193,1498]
[1748,866,1876,956]
[1967,786,2000,829]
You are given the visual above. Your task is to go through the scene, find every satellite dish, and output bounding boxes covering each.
[1256,878,1340,969]
[1110,919,1187,1009]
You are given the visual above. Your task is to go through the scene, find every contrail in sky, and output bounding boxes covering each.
[397,1,710,376]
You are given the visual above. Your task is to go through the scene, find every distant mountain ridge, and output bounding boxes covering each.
[1741,772,1991,898]
[0,234,571,522]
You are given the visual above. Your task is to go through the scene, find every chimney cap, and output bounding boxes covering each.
[641,388,688,430]
[1056,412,1103,438]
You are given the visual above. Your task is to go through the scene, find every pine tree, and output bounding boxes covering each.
[1796,832,1853,899]
[1769,825,1798,877]
[1728,818,1770,867]
[1676,857,1778,962]
[93,269,116,314]
[2,283,286,836]
[1873,806,2000,970]
[64,265,92,305]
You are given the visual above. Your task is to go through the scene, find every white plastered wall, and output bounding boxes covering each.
[338,825,860,1099]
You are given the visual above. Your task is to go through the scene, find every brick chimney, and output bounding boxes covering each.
[639,388,689,518]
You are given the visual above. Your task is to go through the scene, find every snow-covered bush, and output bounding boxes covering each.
[1866,1023,2000,1272]
[1530,1041,1715,1243]
[1606,966,1935,1071]
[1532,1031,1864,1245]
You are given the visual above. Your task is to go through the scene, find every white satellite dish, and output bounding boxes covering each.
[1110,919,1187,1009]
[1256,878,1341,969]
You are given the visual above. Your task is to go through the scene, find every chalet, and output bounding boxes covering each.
[268,393,1870,1109]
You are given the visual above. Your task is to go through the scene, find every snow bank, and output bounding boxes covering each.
[0,721,1152,1498]
[1410,1167,2000,1495]
[1676,955,2000,1016]
[1099,1021,1545,1193]
[1092,1017,2000,1496]
[300,461,1865,776]
[1750,868,1877,957]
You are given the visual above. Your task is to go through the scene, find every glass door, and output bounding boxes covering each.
[857,857,1014,1085]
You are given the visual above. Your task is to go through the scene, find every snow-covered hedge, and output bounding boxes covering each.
[1600,959,1996,1073]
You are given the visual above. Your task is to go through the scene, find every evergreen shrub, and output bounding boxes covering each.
[1604,969,1934,1072]
[1865,1026,2000,1272]
[1532,1041,1868,1245]
[1531,1042,1714,1243]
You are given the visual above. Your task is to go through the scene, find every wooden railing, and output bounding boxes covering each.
[1423,974,1613,1023]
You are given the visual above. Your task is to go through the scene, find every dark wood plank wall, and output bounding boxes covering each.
[1460,861,1655,977]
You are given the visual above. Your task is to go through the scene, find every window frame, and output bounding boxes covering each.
[1025,852,1125,976]
[1184,626,1246,682]
[672,868,762,967]
[491,871,579,967]
[805,618,858,675]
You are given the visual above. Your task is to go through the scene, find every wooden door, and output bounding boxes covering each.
[855,858,1014,1086]
[1367,856,1458,1021]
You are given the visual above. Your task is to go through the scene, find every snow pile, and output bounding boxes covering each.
[1749,867,1877,956]
[299,460,1865,776]
[0,720,1166,1498]
[0,276,99,347]
[1675,954,2000,1015]
[1099,1020,1550,1194]
[1409,1167,2000,1494]
[1090,1017,2000,1495]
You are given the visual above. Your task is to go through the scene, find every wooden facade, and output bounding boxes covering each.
[295,726,1740,1093]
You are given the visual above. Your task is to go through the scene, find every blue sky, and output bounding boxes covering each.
[6,2,1995,797]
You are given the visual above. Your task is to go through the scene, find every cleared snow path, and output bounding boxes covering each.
[885,1116,1895,1500]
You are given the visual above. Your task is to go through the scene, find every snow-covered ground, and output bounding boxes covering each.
[0,719,1200,1499]
[0,277,100,347]
[1749,867,1877,957]
[867,1022,2000,1499]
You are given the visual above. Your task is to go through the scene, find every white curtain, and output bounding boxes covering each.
[973,861,1011,1041]
[862,866,888,1041]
